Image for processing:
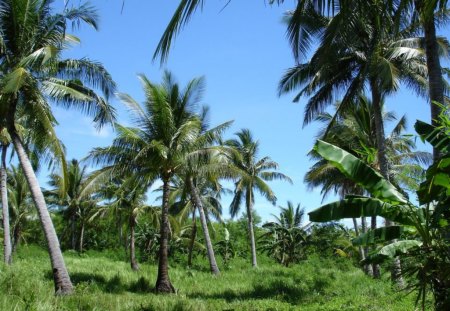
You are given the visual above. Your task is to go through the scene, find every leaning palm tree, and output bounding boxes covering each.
[225,129,292,267]
[89,71,210,293]
[169,173,227,273]
[0,0,116,294]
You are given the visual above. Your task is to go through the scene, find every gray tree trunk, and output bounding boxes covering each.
[188,177,220,275]
[246,188,258,268]
[415,0,445,161]
[1,144,12,265]
[129,213,139,271]
[155,176,175,293]
[370,81,404,288]
[78,221,85,253]
[12,131,73,294]
[187,208,196,268]
[361,217,373,276]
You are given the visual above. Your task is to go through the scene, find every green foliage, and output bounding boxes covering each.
[309,113,450,309]
[0,246,418,311]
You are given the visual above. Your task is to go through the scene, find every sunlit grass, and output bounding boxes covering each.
[0,245,421,310]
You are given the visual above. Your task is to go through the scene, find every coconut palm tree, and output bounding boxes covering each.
[0,0,116,294]
[225,129,292,267]
[90,176,148,271]
[7,165,33,253]
[169,174,227,273]
[89,71,213,293]
[45,159,101,252]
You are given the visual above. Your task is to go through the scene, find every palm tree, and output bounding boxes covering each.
[169,174,226,273]
[225,129,292,267]
[90,176,148,271]
[7,165,33,253]
[0,0,116,294]
[89,72,211,293]
[45,159,100,252]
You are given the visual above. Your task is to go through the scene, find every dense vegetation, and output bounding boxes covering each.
[1,0,449,310]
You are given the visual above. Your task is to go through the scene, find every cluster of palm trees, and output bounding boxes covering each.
[0,0,292,295]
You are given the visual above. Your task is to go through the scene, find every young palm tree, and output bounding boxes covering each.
[90,176,148,271]
[0,0,116,294]
[225,129,292,267]
[89,72,211,293]
[7,165,33,253]
[169,174,226,273]
[45,159,100,252]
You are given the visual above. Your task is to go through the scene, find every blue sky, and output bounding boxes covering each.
[44,0,439,222]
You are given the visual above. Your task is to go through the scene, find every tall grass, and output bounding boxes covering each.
[0,245,421,310]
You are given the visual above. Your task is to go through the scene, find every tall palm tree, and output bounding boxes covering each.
[89,72,211,293]
[280,0,449,159]
[225,129,292,267]
[0,0,116,294]
[1,137,11,264]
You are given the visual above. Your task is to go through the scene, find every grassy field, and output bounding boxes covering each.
[0,246,422,311]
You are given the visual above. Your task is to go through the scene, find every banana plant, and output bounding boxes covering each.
[308,116,450,310]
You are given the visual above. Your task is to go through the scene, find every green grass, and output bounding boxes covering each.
[0,245,422,310]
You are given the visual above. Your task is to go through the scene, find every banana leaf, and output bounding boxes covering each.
[315,140,407,204]
[352,226,404,246]
[308,196,417,226]
[415,120,450,154]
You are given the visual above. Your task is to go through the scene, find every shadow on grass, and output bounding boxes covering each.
[187,279,309,305]
[45,271,154,294]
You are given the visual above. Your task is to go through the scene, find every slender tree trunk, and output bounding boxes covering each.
[11,131,73,295]
[12,224,21,253]
[370,81,404,287]
[187,208,197,268]
[370,215,380,278]
[78,221,85,253]
[188,177,220,275]
[415,1,445,161]
[71,213,76,250]
[352,218,366,268]
[1,144,12,265]
[155,176,175,293]
[129,213,139,271]
[361,217,373,276]
[246,188,258,268]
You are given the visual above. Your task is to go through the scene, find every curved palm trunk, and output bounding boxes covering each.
[187,208,197,268]
[1,144,12,265]
[415,1,445,161]
[246,188,258,268]
[155,176,175,293]
[371,81,404,287]
[188,177,220,275]
[11,131,73,294]
[352,218,366,266]
[129,212,139,271]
